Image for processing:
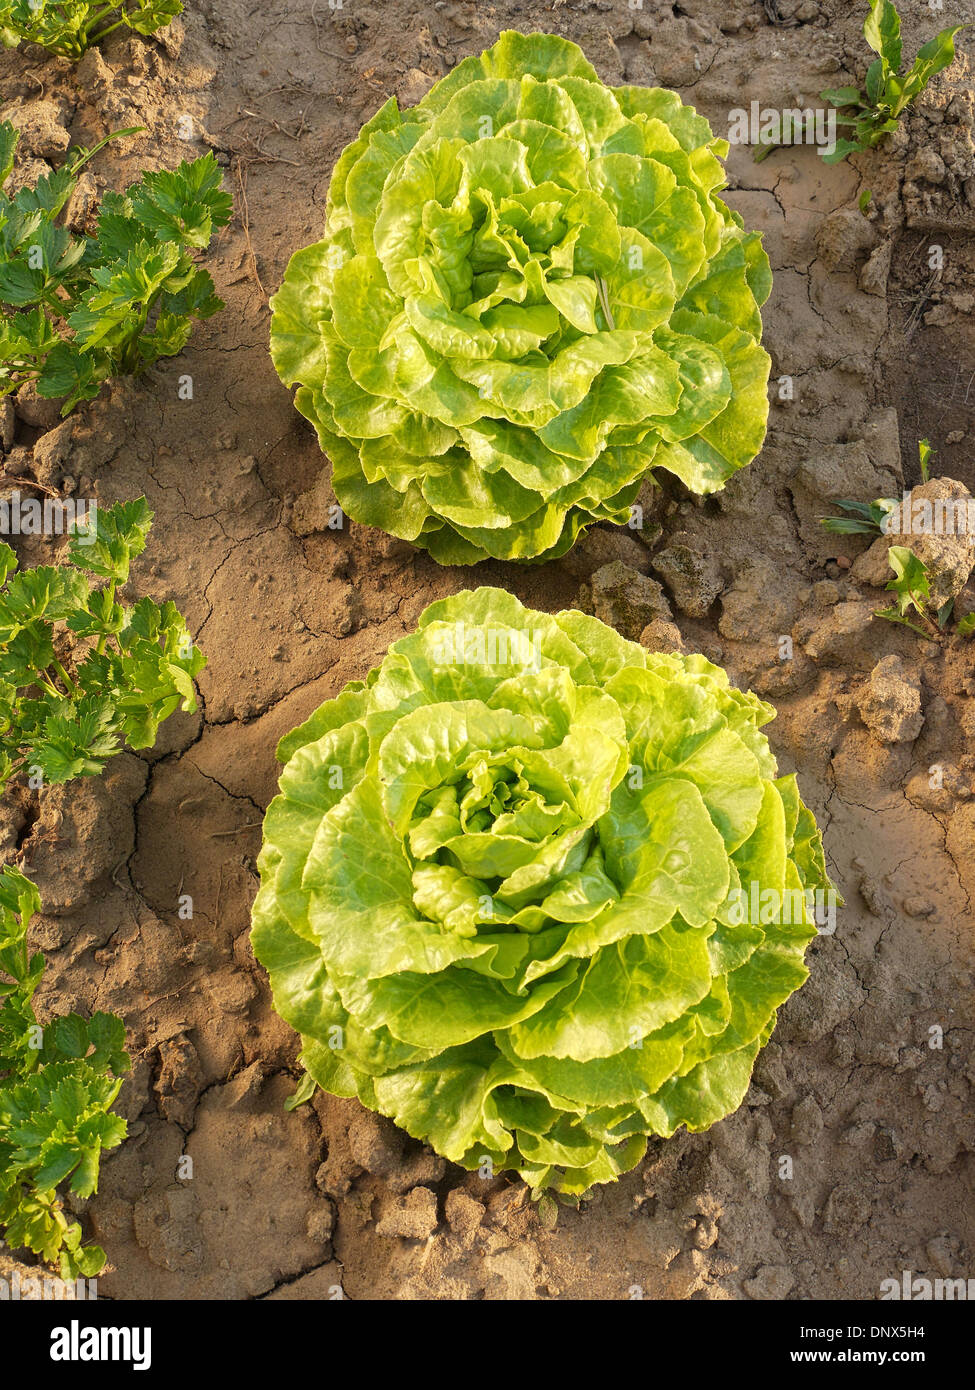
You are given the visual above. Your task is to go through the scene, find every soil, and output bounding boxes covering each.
[1,0,974,1301]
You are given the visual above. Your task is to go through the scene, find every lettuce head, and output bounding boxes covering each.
[270,31,772,564]
[251,588,834,1196]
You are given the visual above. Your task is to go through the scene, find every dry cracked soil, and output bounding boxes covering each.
[1,0,974,1301]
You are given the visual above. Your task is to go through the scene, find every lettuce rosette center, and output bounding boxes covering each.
[251,589,836,1195]
[270,31,773,564]
[400,684,627,938]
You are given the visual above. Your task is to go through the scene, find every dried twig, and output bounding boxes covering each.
[234,104,308,146]
[232,157,270,303]
[213,861,225,931]
[904,268,940,338]
[310,0,347,60]
[210,822,264,838]
[222,114,302,167]
[0,473,61,498]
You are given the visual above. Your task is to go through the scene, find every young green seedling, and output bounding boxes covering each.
[820,442,972,640]
[0,496,205,794]
[821,0,965,164]
[874,543,971,641]
[0,1,182,60]
[0,864,129,1277]
[875,543,935,636]
[1,120,231,416]
[819,497,899,536]
[819,440,934,535]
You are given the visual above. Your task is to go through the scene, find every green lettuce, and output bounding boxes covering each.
[252,588,834,1195]
[270,31,772,564]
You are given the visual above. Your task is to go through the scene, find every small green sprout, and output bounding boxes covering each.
[0,1,182,61]
[820,0,965,164]
[0,864,129,1278]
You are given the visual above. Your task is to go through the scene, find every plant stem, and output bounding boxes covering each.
[95,582,117,655]
[119,294,156,375]
[83,4,121,41]
[50,660,78,696]
[67,126,144,179]
[42,289,69,317]
[88,20,126,47]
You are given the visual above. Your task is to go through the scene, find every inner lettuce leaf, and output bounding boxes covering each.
[270,31,772,564]
[251,589,838,1195]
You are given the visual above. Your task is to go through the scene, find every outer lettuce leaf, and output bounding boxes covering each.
[270,31,772,563]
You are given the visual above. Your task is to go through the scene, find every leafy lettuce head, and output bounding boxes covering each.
[270,31,772,564]
[252,588,835,1195]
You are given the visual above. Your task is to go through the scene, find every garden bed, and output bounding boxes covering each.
[1,0,973,1300]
